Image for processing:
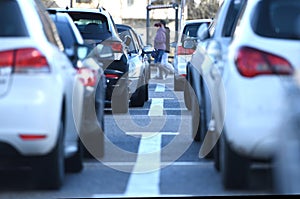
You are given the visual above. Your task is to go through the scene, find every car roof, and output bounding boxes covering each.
[49,11,70,23]
[184,19,212,26]
[48,7,110,17]
[116,24,132,30]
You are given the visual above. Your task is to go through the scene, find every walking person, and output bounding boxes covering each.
[159,20,174,77]
[153,21,169,79]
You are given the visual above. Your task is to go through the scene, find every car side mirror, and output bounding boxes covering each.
[76,44,89,60]
[182,38,197,50]
[197,23,210,41]
[142,45,154,54]
[65,44,89,65]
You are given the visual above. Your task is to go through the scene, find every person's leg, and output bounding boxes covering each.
[156,50,165,79]
[164,53,174,74]
[161,52,172,78]
[154,52,162,79]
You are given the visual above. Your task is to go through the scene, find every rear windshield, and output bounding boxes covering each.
[67,12,111,41]
[252,0,300,40]
[0,0,28,37]
[181,22,210,42]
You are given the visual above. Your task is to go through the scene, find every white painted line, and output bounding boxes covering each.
[155,83,165,92]
[124,134,161,195]
[148,98,164,116]
[85,161,213,167]
[124,96,165,196]
[150,97,174,100]
[126,132,179,136]
[92,194,193,198]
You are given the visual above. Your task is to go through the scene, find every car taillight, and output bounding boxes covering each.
[111,42,123,52]
[104,41,123,53]
[0,48,49,73]
[177,45,195,55]
[235,46,293,78]
[19,134,47,140]
[77,67,97,87]
[105,74,119,79]
[0,51,14,67]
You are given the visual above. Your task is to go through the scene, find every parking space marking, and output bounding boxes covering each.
[124,94,165,196]
[85,161,212,167]
[126,132,179,136]
[124,133,161,195]
[148,98,164,116]
[155,83,165,92]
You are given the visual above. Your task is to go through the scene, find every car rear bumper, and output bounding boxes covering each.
[0,76,63,156]
[224,74,291,160]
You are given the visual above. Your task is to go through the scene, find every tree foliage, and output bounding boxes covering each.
[151,0,219,19]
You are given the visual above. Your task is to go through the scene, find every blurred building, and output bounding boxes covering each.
[54,0,187,45]
[55,0,185,22]
[54,0,220,45]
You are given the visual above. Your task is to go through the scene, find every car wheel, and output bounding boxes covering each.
[191,94,201,142]
[130,75,146,107]
[174,77,181,91]
[33,120,65,190]
[183,82,192,110]
[112,84,129,114]
[65,139,83,173]
[220,131,249,190]
[213,139,220,171]
[145,83,149,102]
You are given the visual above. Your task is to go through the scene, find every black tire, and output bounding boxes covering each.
[111,85,129,114]
[214,139,220,171]
[174,77,182,91]
[65,139,83,173]
[145,83,149,102]
[183,82,192,110]
[220,132,250,190]
[95,101,105,133]
[33,121,65,190]
[191,94,201,142]
[130,75,146,107]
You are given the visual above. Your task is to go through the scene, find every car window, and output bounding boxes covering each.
[181,23,209,43]
[53,20,77,49]
[67,12,111,41]
[118,29,137,53]
[252,0,300,40]
[0,0,28,37]
[129,29,141,51]
[221,0,247,37]
[208,1,224,37]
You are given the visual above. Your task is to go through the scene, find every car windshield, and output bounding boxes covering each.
[252,0,300,39]
[67,12,111,41]
[0,0,28,37]
[181,23,210,42]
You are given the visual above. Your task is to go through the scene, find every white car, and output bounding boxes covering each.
[173,19,212,94]
[0,0,85,189]
[186,0,300,190]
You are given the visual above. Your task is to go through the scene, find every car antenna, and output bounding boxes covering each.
[65,6,69,10]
